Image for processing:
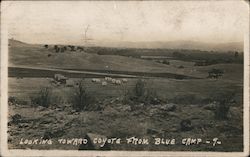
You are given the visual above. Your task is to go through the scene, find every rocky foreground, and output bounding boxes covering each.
[8,97,243,151]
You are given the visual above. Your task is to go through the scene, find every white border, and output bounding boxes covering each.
[1,1,249,157]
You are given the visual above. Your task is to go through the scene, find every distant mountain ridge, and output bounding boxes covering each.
[95,40,243,52]
[9,39,243,52]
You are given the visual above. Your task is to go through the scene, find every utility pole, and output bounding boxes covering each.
[83,25,92,46]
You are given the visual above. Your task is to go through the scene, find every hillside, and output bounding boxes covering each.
[8,39,206,78]
[8,39,243,80]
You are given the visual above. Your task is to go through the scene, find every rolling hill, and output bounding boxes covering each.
[8,39,243,80]
[8,39,208,78]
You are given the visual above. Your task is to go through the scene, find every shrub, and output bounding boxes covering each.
[145,89,160,105]
[11,114,22,124]
[180,119,193,131]
[71,81,95,111]
[8,96,17,104]
[208,68,224,79]
[178,65,184,69]
[124,79,161,105]
[162,60,170,65]
[122,89,133,104]
[30,87,51,107]
[213,92,235,120]
[134,79,146,98]
[234,51,239,58]
[8,96,28,105]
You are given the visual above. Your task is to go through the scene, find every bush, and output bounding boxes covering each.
[213,92,235,120]
[71,81,95,111]
[124,79,161,105]
[208,68,224,78]
[8,96,17,104]
[122,89,133,104]
[178,65,184,69]
[135,79,146,98]
[30,87,51,107]
[162,60,170,65]
[145,89,160,105]
[180,119,193,131]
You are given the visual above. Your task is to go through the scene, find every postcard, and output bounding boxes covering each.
[1,0,249,156]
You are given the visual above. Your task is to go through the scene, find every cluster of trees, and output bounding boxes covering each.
[207,68,224,79]
[44,44,85,53]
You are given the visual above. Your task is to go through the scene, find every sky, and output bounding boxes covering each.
[2,1,249,45]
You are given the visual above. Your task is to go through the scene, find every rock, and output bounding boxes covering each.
[18,123,29,128]
[204,103,216,110]
[180,119,193,131]
[161,104,176,112]
[116,104,131,112]
[150,98,161,105]
[73,112,80,115]
[55,108,62,112]
[169,128,178,132]
[40,119,53,124]
[139,103,144,107]
[149,108,159,116]
[168,112,178,117]
[37,106,45,111]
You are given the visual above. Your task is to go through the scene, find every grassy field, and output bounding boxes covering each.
[9,77,242,103]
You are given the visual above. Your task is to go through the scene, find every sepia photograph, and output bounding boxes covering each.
[1,0,249,156]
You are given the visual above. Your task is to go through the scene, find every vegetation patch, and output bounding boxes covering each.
[30,87,52,108]
[71,81,96,111]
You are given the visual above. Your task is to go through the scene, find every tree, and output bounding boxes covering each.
[71,81,94,111]
[234,51,239,58]
[135,79,146,98]
[213,92,235,120]
[54,45,59,53]
[208,68,224,79]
